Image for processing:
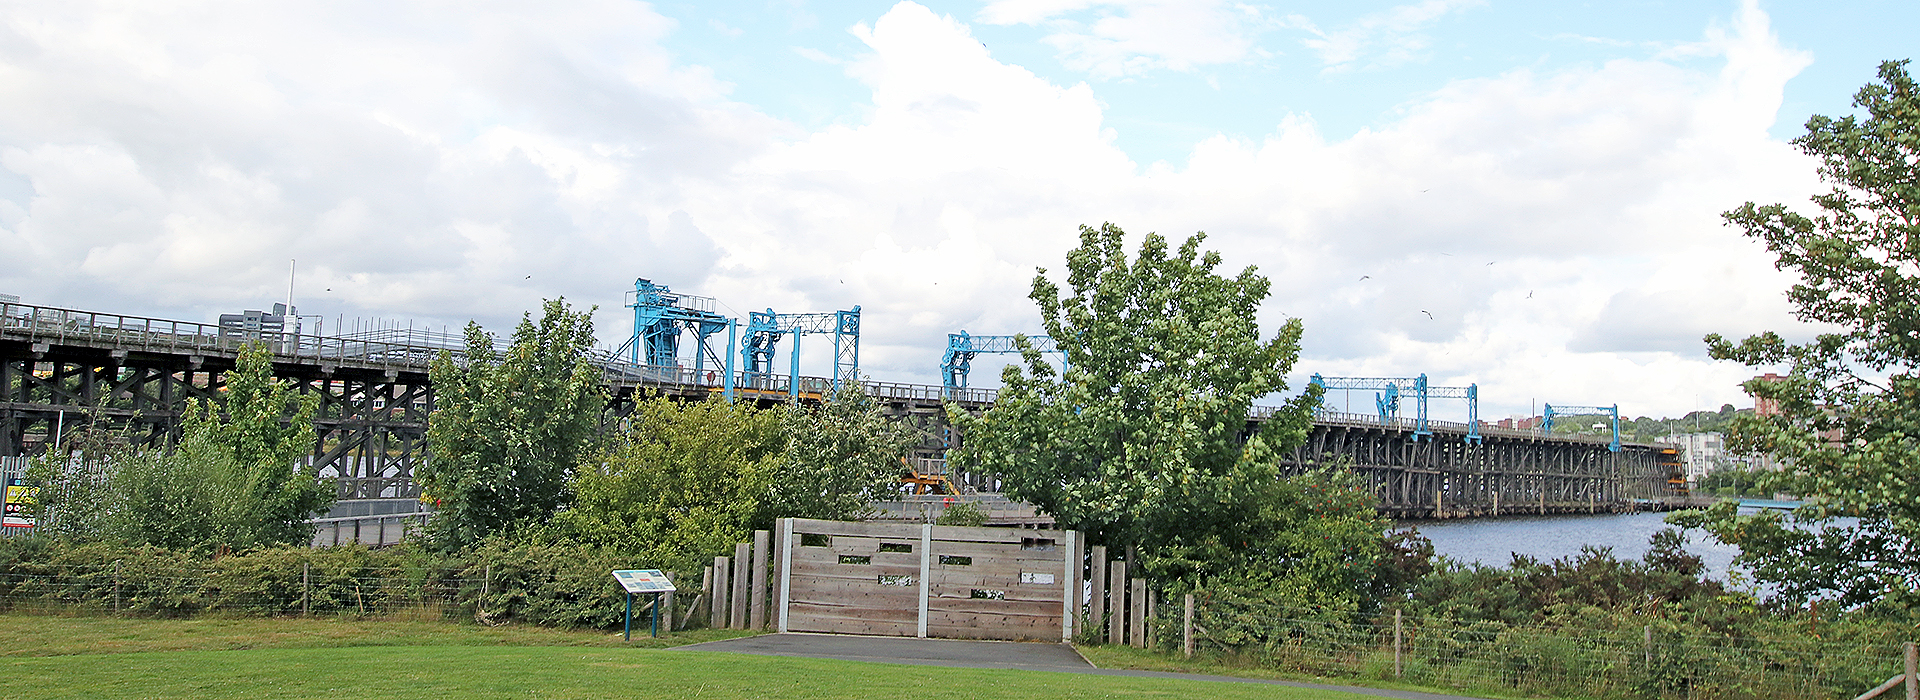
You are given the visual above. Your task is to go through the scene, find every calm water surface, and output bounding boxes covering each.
[1405,510,1744,582]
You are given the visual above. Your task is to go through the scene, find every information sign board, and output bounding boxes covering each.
[611,569,676,594]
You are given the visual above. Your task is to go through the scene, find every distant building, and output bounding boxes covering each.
[1495,415,1543,430]
[1657,432,1731,483]
[1753,372,1786,417]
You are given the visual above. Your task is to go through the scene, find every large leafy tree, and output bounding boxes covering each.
[1673,60,1920,607]
[949,223,1328,583]
[421,298,603,551]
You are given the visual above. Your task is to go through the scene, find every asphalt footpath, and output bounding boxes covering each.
[674,633,1492,700]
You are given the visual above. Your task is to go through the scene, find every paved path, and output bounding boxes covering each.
[675,633,1492,700]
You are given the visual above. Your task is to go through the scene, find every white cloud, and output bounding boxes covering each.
[976,0,1264,79]
[0,0,1830,420]
[1288,0,1484,73]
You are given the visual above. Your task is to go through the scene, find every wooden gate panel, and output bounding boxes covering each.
[779,518,1079,642]
[784,531,922,636]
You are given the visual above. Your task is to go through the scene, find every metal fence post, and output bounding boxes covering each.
[112,560,122,612]
[301,563,311,616]
[1183,593,1195,658]
[1394,609,1403,678]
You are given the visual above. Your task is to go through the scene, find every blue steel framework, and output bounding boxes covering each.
[939,331,1062,398]
[1309,374,1482,444]
[1543,404,1621,452]
[620,278,732,377]
[740,307,861,400]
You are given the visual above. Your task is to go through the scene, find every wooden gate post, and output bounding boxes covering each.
[1088,545,1107,640]
[750,530,769,630]
[776,518,793,633]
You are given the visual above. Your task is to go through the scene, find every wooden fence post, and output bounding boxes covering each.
[710,556,728,629]
[1643,625,1653,670]
[1905,641,1916,700]
[1394,609,1403,678]
[663,571,676,632]
[750,530,769,630]
[1107,561,1126,645]
[1183,593,1194,658]
[731,542,751,629]
[699,565,714,628]
[1130,577,1146,648]
[112,560,122,612]
[1088,545,1107,640]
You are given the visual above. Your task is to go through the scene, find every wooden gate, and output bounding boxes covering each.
[775,518,1080,641]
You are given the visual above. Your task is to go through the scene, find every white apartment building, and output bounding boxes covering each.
[1656,432,1731,483]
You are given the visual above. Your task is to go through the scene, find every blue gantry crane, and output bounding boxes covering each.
[1543,403,1621,452]
[940,331,1063,398]
[619,278,732,372]
[1308,373,1481,443]
[740,306,861,400]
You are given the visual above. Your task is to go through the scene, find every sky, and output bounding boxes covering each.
[0,0,1913,422]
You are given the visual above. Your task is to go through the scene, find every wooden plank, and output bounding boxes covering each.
[789,562,922,581]
[927,598,1063,617]
[788,616,919,637]
[790,518,925,538]
[929,524,1066,544]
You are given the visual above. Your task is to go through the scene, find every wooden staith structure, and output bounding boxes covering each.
[1282,411,1678,519]
[775,518,1080,642]
[3,298,1682,530]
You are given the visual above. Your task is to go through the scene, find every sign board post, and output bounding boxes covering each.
[611,570,678,641]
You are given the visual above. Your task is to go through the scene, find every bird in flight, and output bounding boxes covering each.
[1420,310,1434,319]
[1358,275,1371,281]
[524,275,531,279]
[1528,290,1534,298]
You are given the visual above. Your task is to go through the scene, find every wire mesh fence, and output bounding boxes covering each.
[0,558,713,633]
[1176,594,1904,700]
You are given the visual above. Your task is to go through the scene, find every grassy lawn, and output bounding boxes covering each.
[0,614,1387,699]
[1080,644,1524,700]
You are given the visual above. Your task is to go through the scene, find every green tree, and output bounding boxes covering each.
[1673,60,1920,607]
[557,395,785,566]
[769,383,917,522]
[557,384,913,568]
[27,342,329,551]
[948,223,1335,585]
[421,299,603,551]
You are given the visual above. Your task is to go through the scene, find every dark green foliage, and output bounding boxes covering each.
[1681,60,1920,607]
[1406,529,1733,627]
[0,537,681,629]
[421,298,604,552]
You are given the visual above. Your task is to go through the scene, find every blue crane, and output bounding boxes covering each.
[1543,403,1620,452]
[740,306,861,400]
[940,331,1062,398]
[1308,373,1481,443]
[619,278,732,373]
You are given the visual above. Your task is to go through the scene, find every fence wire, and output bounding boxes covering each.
[1181,596,1902,700]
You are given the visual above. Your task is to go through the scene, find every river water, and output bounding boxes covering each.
[1405,510,1746,582]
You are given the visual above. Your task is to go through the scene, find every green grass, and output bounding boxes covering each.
[0,614,1384,699]
[1080,644,1533,700]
